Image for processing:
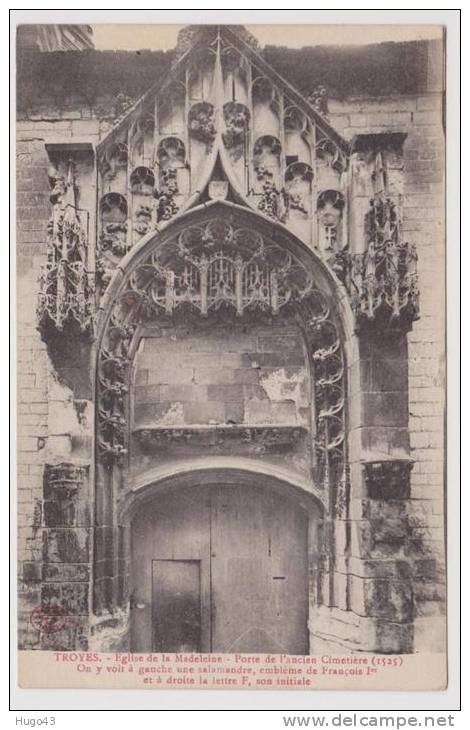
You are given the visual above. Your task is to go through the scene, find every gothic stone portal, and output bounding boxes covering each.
[23,23,443,660]
[130,482,310,654]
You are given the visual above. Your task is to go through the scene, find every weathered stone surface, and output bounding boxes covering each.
[41,581,89,615]
[23,561,42,583]
[351,574,406,621]
[352,517,410,560]
[43,499,76,527]
[363,461,413,500]
[42,528,90,563]
[40,619,89,651]
[42,563,90,582]
[348,556,413,580]
[133,323,310,430]
[89,609,130,652]
[373,620,414,654]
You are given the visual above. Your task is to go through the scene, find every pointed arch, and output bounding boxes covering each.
[92,201,357,615]
[97,200,355,346]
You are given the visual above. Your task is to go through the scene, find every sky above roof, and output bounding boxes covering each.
[92,24,443,52]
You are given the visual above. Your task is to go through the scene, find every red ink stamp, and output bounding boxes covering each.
[31,603,67,634]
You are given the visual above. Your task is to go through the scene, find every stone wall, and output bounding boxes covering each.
[327,89,446,651]
[17,124,98,649]
[132,322,310,429]
[17,135,59,649]
[129,320,312,483]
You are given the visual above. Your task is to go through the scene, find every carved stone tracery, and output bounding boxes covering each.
[37,160,94,337]
[297,291,346,515]
[91,27,352,279]
[37,28,418,500]
[96,217,347,505]
[331,195,419,332]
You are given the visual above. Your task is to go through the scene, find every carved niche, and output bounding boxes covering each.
[130,167,155,239]
[189,102,216,149]
[285,162,314,218]
[96,193,128,289]
[317,189,345,254]
[253,135,285,221]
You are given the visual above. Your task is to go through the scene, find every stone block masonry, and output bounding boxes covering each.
[129,321,313,482]
[326,87,446,653]
[17,123,97,650]
[132,322,311,430]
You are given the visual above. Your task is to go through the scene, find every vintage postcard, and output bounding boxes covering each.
[15,21,447,691]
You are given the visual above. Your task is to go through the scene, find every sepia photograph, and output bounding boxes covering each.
[14,15,451,696]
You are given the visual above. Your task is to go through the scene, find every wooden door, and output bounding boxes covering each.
[152,560,201,652]
[210,485,308,654]
[131,482,309,654]
[131,486,211,652]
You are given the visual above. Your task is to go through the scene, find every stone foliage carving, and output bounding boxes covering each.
[298,291,346,510]
[135,425,306,452]
[189,102,216,148]
[155,168,179,222]
[332,196,419,332]
[308,85,329,118]
[258,180,286,221]
[253,136,285,221]
[97,315,136,462]
[37,161,94,338]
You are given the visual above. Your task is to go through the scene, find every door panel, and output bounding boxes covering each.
[131,486,211,652]
[152,560,201,652]
[211,485,309,654]
[131,482,309,654]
